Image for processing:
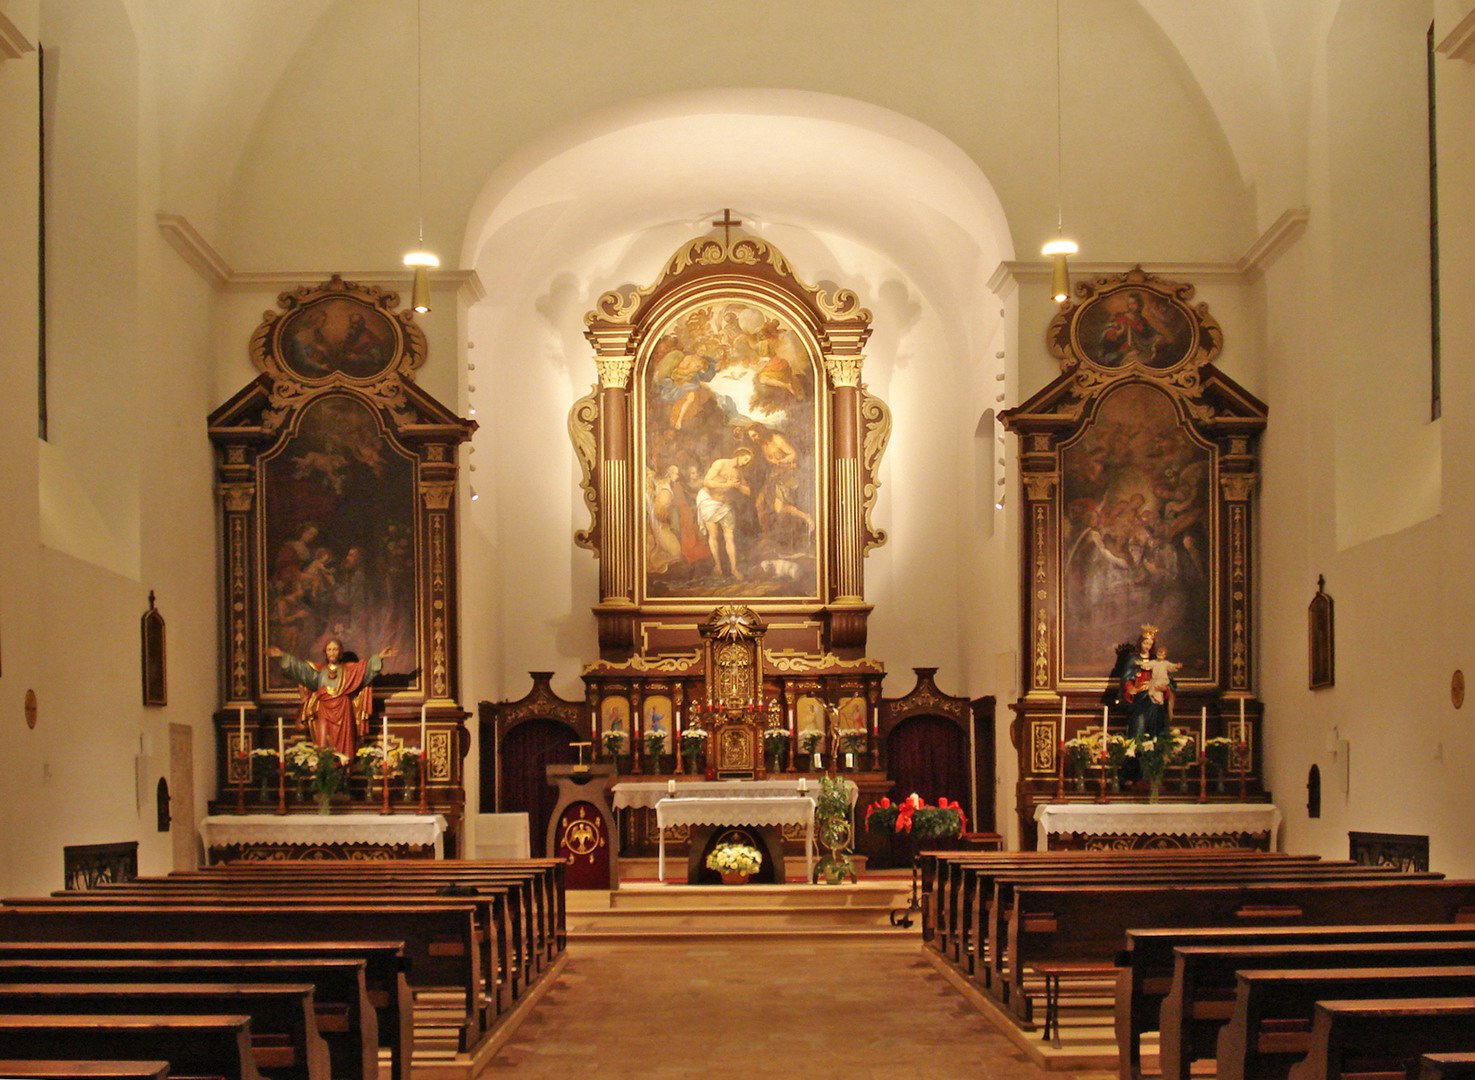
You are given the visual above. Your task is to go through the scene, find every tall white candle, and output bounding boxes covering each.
[382,717,389,757]
[1200,706,1207,757]
[1060,697,1067,743]
[1240,698,1246,725]
[419,703,427,750]
[1102,705,1109,738]
[238,706,246,748]
[276,717,284,757]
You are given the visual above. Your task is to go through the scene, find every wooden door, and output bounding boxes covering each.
[499,719,578,857]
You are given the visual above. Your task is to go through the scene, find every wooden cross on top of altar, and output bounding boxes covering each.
[699,605,770,777]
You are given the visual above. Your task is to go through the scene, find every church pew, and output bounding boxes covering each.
[0,1064,170,1079]
[0,959,376,1080]
[1420,1055,1475,1080]
[185,858,567,958]
[0,982,327,1080]
[1159,943,1475,1080]
[1002,880,1475,1024]
[130,870,546,987]
[928,850,1312,959]
[1117,925,1475,1080]
[1284,998,1475,1080]
[1212,967,1475,1080]
[0,943,402,1080]
[65,885,524,1009]
[0,905,482,1056]
[984,866,1433,998]
[0,1014,263,1080]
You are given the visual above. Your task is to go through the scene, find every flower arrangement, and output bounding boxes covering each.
[1063,736,1095,775]
[355,744,387,778]
[1101,733,1131,772]
[284,741,350,804]
[864,793,967,840]
[1170,733,1199,769]
[1127,731,1194,797]
[1204,736,1236,773]
[706,842,762,878]
[393,745,422,783]
[355,743,422,782]
[249,747,280,793]
[680,725,707,749]
[835,727,868,753]
[644,728,668,757]
[799,729,824,755]
[601,729,629,759]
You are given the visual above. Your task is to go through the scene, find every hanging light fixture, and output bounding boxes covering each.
[403,0,437,313]
[1043,0,1078,304]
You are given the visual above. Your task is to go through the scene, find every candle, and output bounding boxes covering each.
[419,703,428,750]
[667,779,676,795]
[798,777,807,793]
[1060,697,1067,744]
[1239,698,1246,726]
[276,717,284,757]
[1200,706,1207,757]
[238,706,246,749]
[382,717,389,757]
[1102,705,1109,738]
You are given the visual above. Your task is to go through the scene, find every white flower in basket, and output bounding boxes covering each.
[705,843,763,877]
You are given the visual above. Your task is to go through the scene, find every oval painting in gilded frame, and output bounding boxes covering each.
[277,296,400,382]
[639,300,821,602]
[1073,286,1197,371]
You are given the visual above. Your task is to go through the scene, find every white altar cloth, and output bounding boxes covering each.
[199,813,448,860]
[1032,802,1281,851]
[611,778,857,811]
[654,795,816,882]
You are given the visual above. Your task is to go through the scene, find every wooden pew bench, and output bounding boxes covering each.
[0,982,327,1080]
[1420,1054,1475,1080]
[1213,967,1475,1080]
[0,1014,263,1080]
[1285,998,1475,1080]
[0,906,479,1058]
[0,1063,170,1080]
[0,957,376,1080]
[1159,941,1475,1080]
[0,942,405,1080]
[1117,925,1475,1080]
[1003,880,1475,1024]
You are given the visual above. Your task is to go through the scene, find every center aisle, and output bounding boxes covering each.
[486,940,1114,1079]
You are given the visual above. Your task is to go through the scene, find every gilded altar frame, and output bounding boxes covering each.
[571,227,890,661]
[206,276,475,843]
[1001,268,1267,846]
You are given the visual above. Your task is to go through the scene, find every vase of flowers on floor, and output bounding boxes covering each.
[707,842,762,885]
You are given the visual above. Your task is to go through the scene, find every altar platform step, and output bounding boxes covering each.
[567,880,921,939]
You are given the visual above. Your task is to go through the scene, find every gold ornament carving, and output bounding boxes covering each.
[859,388,892,553]
[427,730,453,781]
[583,650,702,675]
[220,484,254,513]
[596,357,634,389]
[1030,720,1056,773]
[1220,474,1258,502]
[763,651,880,673]
[568,385,600,551]
[420,482,455,511]
[824,355,864,388]
[1023,474,1059,501]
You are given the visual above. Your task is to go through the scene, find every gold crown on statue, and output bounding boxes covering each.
[1140,623,1160,637]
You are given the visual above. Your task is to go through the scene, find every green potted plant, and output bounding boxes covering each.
[814,775,855,884]
[799,729,824,770]
[285,741,349,813]
[763,726,789,772]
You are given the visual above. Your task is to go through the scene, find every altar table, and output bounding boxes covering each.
[610,778,857,811]
[654,795,817,882]
[198,813,448,863]
[1032,802,1281,852]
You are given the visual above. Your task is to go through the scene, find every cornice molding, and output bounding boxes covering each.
[0,10,35,61]
[157,212,484,303]
[1437,5,1475,61]
[988,206,1310,297]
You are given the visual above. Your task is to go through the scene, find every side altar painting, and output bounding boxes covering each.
[1002,267,1267,847]
[207,275,474,849]
[643,301,820,600]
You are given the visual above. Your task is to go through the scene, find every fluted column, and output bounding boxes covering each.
[595,356,635,606]
[825,355,865,603]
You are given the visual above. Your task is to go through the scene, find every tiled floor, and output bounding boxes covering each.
[486,940,1116,1079]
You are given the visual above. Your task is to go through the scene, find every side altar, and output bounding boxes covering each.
[205,277,475,852]
[198,812,448,863]
[1002,268,1272,849]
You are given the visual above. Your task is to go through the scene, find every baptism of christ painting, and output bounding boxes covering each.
[640,301,821,602]
[261,394,418,693]
[1059,383,1214,681]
